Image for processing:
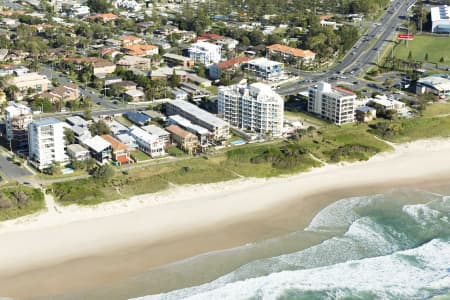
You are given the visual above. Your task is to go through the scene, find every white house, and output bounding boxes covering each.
[129,126,165,157]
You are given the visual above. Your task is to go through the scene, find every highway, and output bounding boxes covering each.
[277,0,417,96]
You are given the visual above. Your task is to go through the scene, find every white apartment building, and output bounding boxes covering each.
[218,82,284,137]
[28,118,67,170]
[308,82,356,125]
[5,102,33,146]
[189,41,221,66]
[431,6,450,33]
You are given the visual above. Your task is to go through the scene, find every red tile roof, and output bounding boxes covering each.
[215,56,251,70]
[267,44,315,58]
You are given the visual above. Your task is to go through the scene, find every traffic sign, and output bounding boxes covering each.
[397,34,414,40]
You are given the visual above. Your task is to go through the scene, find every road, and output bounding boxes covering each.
[0,152,32,180]
[277,0,417,96]
[39,65,119,109]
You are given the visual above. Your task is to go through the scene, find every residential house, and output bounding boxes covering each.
[167,114,210,146]
[88,13,119,22]
[368,95,407,114]
[186,73,212,87]
[416,75,450,99]
[66,115,91,142]
[150,67,187,81]
[267,44,316,65]
[39,83,79,102]
[10,72,50,99]
[83,135,112,163]
[129,125,165,157]
[67,143,91,161]
[116,55,151,70]
[165,124,199,154]
[163,53,195,68]
[115,133,137,149]
[209,56,251,80]
[101,134,130,164]
[124,111,151,126]
[124,89,145,102]
[356,106,377,122]
[120,35,143,46]
[141,124,170,146]
[123,44,158,56]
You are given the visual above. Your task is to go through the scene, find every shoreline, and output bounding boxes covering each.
[1,138,450,299]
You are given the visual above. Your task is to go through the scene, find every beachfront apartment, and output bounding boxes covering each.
[308,82,356,125]
[83,135,112,163]
[167,115,210,146]
[189,41,221,66]
[218,82,284,138]
[5,102,33,146]
[165,99,229,142]
[129,126,165,158]
[28,118,67,170]
[242,58,285,81]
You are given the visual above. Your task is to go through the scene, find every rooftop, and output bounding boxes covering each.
[168,100,228,128]
[101,134,128,151]
[267,44,315,58]
[31,117,62,127]
[216,56,251,70]
[165,124,195,139]
[141,124,170,137]
[84,135,111,153]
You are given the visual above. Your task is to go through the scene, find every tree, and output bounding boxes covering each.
[64,128,76,145]
[89,120,111,136]
[84,108,93,120]
[91,164,115,181]
[440,57,445,63]
[196,63,206,78]
[424,53,429,61]
[87,0,111,13]
[408,50,412,60]
[170,69,180,88]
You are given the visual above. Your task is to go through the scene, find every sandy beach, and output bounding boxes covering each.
[1,138,450,299]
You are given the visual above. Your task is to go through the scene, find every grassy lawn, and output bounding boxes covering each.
[284,110,329,128]
[166,146,188,157]
[131,150,151,162]
[0,185,45,221]
[422,102,450,117]
[115,115,134,127]
[374,116,450,143]
[299,123,393,162]
[36,169,87,180]
[394,35,450,64]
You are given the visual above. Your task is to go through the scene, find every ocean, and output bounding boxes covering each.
[129,188,450,300]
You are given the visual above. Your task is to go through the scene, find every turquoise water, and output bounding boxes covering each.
[132,189,450,300]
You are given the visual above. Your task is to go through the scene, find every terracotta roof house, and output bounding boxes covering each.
[123,44,158,56]
[165,124,199,154]
[209,56,251,80]
[101,134,130,164]
[88,13,118,22]
[266,44,316,64]
[121,35,143,46]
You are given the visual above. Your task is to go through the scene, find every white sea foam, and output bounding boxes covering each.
[133,239,450,300]
[304,195,381,232]
[403,204,444,226]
